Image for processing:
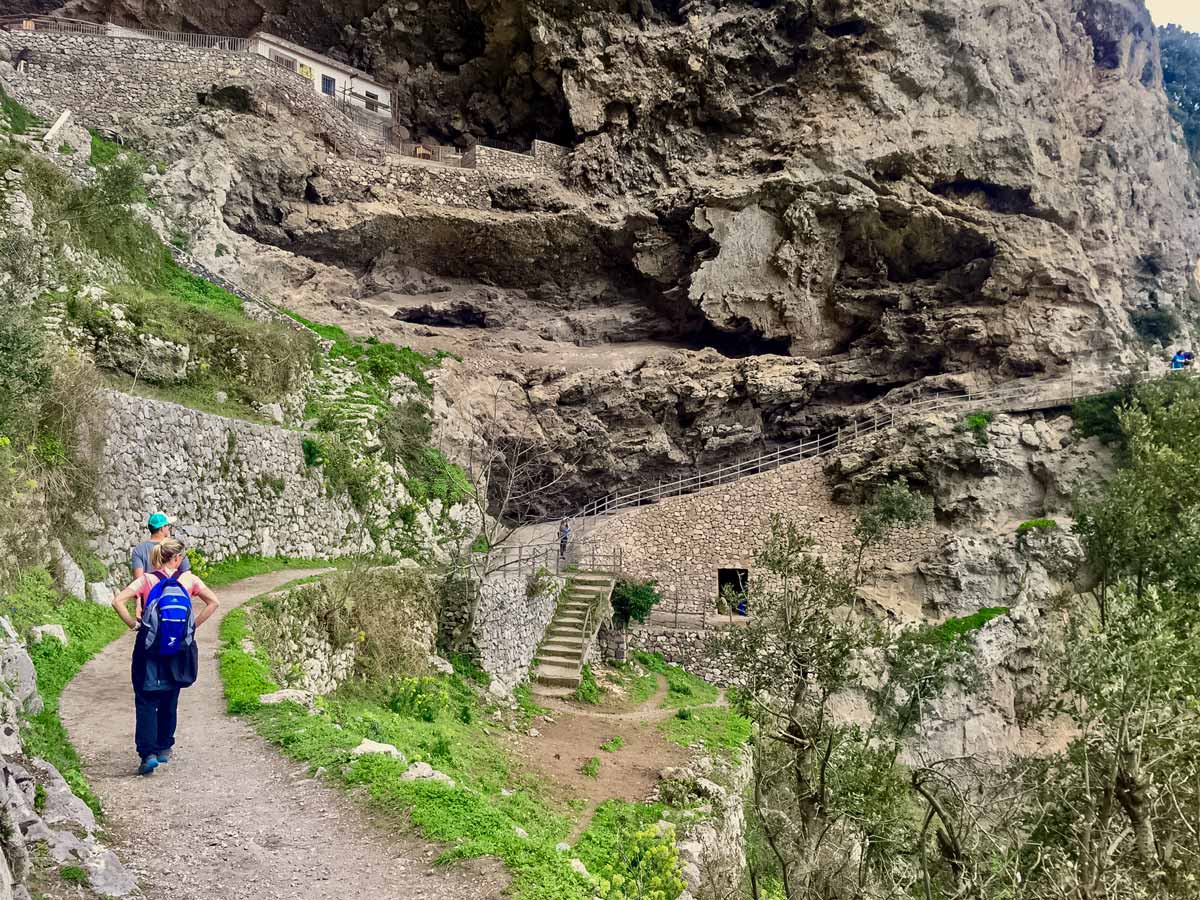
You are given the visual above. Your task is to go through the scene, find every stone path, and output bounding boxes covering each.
[60,570,508,900]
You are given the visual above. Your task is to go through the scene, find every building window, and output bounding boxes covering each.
[365,91,379,112]
[269,51,297,72]
[321,75,336,96]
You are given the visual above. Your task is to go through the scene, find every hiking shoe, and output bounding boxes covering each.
[137,756,158,776]
[155,749,172,764]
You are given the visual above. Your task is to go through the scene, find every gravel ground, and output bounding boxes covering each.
[60,569,509,900]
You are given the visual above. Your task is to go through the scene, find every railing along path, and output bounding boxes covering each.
[563,367,1164,535]
[0,16,249,51]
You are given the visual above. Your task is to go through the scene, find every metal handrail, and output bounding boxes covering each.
[565,366,1162,527]
[0,15,250,51]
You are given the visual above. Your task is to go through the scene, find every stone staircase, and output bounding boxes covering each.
[532,572,616,694]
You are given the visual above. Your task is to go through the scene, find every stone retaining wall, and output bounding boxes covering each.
[602,623,740,686]
[319,155,493,209]
[92,391,370,580]
[464,142,567,178]
[0,32,377,157]
[591,452,939,616]
[439,566,565,693]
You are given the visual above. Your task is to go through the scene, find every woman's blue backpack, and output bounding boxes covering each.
[142,572,196,657]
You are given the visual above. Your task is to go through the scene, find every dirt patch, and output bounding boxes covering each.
[516,710,691,810]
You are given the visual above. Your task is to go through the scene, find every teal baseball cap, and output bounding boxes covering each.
[147,512,175,530]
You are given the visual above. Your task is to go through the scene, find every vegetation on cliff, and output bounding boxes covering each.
[1162,23,1200,164]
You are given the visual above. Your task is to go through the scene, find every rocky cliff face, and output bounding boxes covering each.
[45,0,1200,514]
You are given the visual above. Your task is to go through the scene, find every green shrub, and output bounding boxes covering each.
[611,579,661,628]
[961,411,994,446]
[1016,518,1058,541]
[302,437,322,467]
[600,736,624,753]
[590,820,687,900]
[1072,388,1131,445]
[405,447,472,505]
[388,677,451,722]
[581,756,601,778]
[572,664,602,705]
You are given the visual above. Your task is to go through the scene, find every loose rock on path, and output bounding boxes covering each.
[60,569,508,900]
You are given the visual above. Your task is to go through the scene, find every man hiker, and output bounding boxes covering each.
[132,512,190,579]
[558,518,571,560]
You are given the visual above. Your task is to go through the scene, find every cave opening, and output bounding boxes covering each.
[685,318,793,359]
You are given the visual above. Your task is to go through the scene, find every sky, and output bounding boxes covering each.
[1146,0,1200,32]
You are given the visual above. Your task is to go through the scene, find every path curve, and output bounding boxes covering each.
[60,569,507,900]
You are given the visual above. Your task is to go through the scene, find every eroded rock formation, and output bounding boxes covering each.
[43,0,1200,514]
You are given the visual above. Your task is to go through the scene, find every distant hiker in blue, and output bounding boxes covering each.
[111,539,219,776]
[558,519,571,559]
[1172,350,1187,370]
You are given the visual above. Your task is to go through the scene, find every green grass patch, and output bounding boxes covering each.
[581,756,601,778]
[0,85,39,135]
[659,706,751,754]
[102,374,273,424]
[630,652,719,709]
[599,736,624,753]
[917,608,1009,646]
[88,130,123,167]
[571,664,603,705]
[59,864,88,885]
[2,569,128,815]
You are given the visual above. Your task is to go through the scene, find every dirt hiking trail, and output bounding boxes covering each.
[60,569,507,900]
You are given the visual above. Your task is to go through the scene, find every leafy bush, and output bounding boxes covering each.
[405,448,472,505]
[88,130,123,167]
[388,677,451,722]
[1130,308,1180,344]
[611,580,661,628]
[581,756,601,778]
[961,411,994,446]
[915,608,1009,647]
[600,736,624,752]
[572,664,602,704]
[1016,518,1058,540]
[1072,388,1132,445]
[590,821,687,900]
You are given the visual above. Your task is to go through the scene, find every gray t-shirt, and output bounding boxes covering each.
[131,540,191,576]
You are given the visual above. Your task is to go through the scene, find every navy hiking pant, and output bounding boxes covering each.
[133,687,180,759]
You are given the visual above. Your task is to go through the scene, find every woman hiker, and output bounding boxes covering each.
[110,539,219,776]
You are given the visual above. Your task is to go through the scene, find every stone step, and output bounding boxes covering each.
[541,637,584,652]
[550,615,586,628]
[534,662,581,689]
[535,652,580,667]
[529,683,575,700]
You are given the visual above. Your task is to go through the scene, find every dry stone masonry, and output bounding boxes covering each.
[591,449,938,616]
[92,391,370,579]
[0,32,375,156]
[440,566,565,694]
